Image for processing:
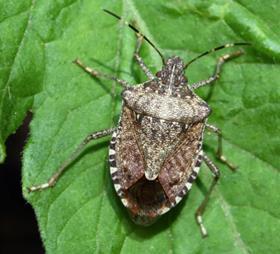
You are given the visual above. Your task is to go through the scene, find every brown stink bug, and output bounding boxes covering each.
[28,9,250,237]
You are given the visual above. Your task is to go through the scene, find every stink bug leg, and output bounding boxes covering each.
[195,153,220,238]
[73,59,131,88]
[134,34,157,80]
[206,124,237,170]
[190,49,245,90]
[28,128,116,192]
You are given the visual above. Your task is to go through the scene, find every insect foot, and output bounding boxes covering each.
[28,9,250,238]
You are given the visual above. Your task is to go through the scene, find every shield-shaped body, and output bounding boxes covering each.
[109,57,211,225]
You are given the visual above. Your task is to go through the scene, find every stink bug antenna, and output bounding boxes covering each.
[184,42,251,69]
[103,9,165,64]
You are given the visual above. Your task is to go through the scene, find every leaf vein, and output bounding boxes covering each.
[218,194,251,254]
[49,162,105,250]
[224,137,278,172]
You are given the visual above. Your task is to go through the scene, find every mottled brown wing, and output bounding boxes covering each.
[115,106,145,190]
[158,122,205,204]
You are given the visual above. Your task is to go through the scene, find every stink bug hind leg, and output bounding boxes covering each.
[28,128,116,192]
[195,153,220,238]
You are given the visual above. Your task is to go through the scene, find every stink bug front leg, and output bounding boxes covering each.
[190,49,244,90]
[206,124,237,170]
[195,153,220,238]
[28,128,116,192]
[73,59,131,89]
[134,34,156,80]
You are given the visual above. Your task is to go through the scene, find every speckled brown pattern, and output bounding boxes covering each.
[110,57,210,225]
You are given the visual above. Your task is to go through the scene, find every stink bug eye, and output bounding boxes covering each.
[28,9,250,238]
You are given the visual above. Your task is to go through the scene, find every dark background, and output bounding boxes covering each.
[0,114,44,254]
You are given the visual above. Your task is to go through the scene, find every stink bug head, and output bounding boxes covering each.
[155,56,187,88]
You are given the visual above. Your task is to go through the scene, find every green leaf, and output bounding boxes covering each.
[1,0,279,253]
[0,0,44,162]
